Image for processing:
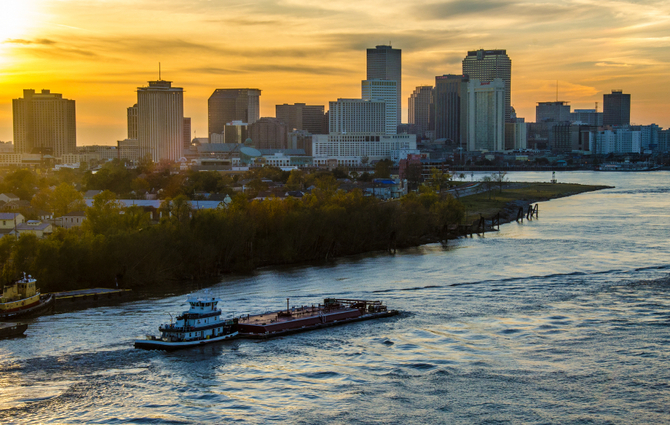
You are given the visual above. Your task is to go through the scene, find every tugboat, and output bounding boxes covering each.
[134,290,238,351]
[0,274,54,320]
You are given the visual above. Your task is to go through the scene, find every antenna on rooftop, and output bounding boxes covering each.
[595,101,598,113]
[556,80,558,102]
[159,62,161,80]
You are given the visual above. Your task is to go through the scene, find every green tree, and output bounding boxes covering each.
[374,159,393,179]
[83,190,124,235]
[285,169,304,191]
[2,169,38,200]
[51,183,86,217]
[428,168,451,193]
[492,170,507,193]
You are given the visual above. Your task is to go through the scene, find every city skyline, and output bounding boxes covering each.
[1,0,669,145]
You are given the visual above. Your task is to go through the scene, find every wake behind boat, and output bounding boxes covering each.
[134,290,238,350]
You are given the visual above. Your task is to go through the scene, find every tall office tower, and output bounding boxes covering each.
[462,49,512,122]
[248,117,288,149]
[137,80,184,162]
[127,104,138,139]
[408,86,432,138]
[465,79,506,152]
[13,89,76,156]
[275,103,325,134]
[328,99,386,134]
[367,45,401,125]
[208,89,261,136]
[536,101,571,123]
[603,90,631,127]
[362,79,397,134]
[183,117,191,151]
[433,75,469,145]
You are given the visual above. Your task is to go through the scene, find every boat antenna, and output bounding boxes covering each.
[168,312,173,324]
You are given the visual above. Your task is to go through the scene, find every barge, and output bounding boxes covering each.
[0,322,28,339]
[135,295,398,351]
[237,298,398,339]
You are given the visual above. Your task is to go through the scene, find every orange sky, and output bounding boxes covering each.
[1,0,669,146]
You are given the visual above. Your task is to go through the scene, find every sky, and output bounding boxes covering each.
[1,0,669,146]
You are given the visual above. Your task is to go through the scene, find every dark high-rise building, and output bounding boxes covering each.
[137,80,184,162]
[366,45,401,125]
[462,49,512,122]
[248,117,288,150]
[208,89,261,137]
[183,117,191,151]
[603,90,631,127]
[127,104,138,139]
[536,101,571,123]
[13,89,76,156]
[408,86,432,138]
[275,103,326,134]
[433,75,469,145]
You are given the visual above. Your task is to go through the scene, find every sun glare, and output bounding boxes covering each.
[0,1,34,41]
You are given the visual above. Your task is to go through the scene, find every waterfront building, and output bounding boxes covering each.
[594,127,641,154]
[465,79,505,152]
[462,49,512,122]
[639,124,660,152]
[275,103,326,134]
[13,89,76,156]
[208,89,261,137]
[137,80,184,162]
[127,104,138,139]
[248,118,288,149]
[312,133,416,166]
[362,79,398,134]
[367,45,401,125]
[408,86,432,139]
[328,99,385,134]
[603,90,631,127]
[433,75,469,145]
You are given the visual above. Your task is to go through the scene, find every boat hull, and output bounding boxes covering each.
[239,310,399,339]
[0,322,28,339]
[0,294,54,320]
[134,331,239,351]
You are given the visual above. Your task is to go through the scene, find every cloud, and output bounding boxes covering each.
[4,38,57,45]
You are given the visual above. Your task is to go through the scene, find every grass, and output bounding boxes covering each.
[459,182,611,222]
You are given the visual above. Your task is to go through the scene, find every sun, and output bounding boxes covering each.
[0,1,35,41]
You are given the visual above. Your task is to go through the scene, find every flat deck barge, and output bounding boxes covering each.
[50,288,132,308]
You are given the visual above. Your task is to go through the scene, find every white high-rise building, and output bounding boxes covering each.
[362,79,397,135]
[465,79,505,152]
[137,80,184,162]
[328,99,385,134]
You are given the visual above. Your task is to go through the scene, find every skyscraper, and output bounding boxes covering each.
[536,101,571,123]
[433,75,469,145]
[137,80,184,162]
[208,89,261,137]
[362,79,397,134]
[275,103,325,134]
[366,45,401,125]
[13,89,76,156]
[465,79,506,152]
[408,86,432,138]
[183,117,191,151]
[328,99,385,134]
[603,90,631,127]
[462,49,512,122]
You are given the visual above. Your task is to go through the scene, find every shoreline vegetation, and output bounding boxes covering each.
[0,178,610,293]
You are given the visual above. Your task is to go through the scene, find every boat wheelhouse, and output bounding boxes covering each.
[134,290,238,350]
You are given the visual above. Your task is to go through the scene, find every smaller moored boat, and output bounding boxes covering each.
[0,322,28,339]
[0,274,54,320]
[134,290,238,351]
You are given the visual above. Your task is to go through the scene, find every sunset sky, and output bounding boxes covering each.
[1,0,669,146]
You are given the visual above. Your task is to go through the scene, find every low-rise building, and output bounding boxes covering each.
[15,220,53,238]
[58,211,86,229]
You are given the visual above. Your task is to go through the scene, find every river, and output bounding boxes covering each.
[1,171,670,424]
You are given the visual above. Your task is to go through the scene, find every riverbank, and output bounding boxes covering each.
[459,182,613,223]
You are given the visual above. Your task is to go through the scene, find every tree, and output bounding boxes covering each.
[481,176,494,200]
[428,168,451,193]
[492,170,507,193]
[2,169,38,200]
[374,159,393,179]
[50,183,86,217]
[405,163,423,191]
[285,169,304,191]
[83,190,124,234]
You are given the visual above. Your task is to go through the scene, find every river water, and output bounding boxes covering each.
[1,171,670,424]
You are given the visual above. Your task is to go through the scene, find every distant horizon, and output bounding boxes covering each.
[2,0,669,145]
